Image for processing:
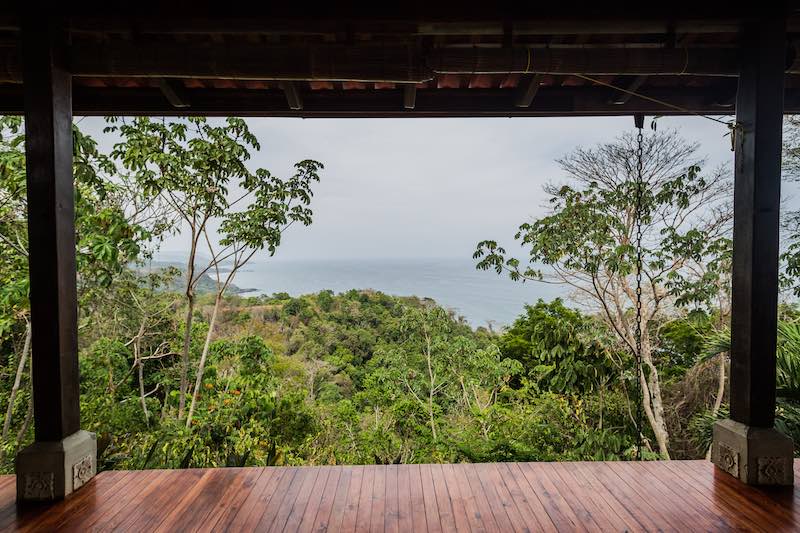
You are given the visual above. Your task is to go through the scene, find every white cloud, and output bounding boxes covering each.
[79,115,747,261]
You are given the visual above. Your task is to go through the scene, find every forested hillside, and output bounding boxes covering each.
[8,285,749,471]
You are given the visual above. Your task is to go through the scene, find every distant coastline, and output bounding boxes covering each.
[204,256,565,327]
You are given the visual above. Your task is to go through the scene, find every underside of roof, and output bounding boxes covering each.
[3,4,800,117]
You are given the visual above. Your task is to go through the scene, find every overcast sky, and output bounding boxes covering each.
[79,115,760,261]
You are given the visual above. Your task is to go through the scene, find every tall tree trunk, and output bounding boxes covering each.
[15,360,34,447]
[424,331,437,441]
[178,238,199,419]
[2,321,31,441]
[706,353,727,460]
[138,360,150,426]
[711,353,726,416]
[16,394,33,445]
[179,293,195,418]
[186,292,222,428]
[641,335,671,458]
[132,318,150,426]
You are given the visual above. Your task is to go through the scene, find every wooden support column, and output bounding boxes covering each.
[711,16,793,486]
[23,18,80,443]
[729,19,785,429]
[16,17,96,502]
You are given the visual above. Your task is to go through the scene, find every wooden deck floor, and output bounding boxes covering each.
[0,460,798,532]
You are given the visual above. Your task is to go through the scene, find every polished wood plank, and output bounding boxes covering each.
[383,464,399,533]
[338,464,364,533]
[605,460,695,531]
[477,463,528,533]
[560,462,640,532]
[121,469,205,532]
[297,466,332,532]
[254,467,301,531]
[439,464,474,533]
[429,464,458,532]
[197,467,263,533]
[242,467,296,531]
[369,464,386,533]
[225,467,284,531]
[322,466,352,533]
[395,464,414,533]
[407,464,429,533]
[462,462,503,533]
[632,461,736,530]
[0,460,798,532]
[679,460,794,530]
[499,463,557,533]
[450,461,492,533]
[419,463,445,533]
[273,467,322,533]
[88,470,171,531]
[355,465,375,533]
[581,460,666,532]
[160,469,241,532]
[518,462,584,532]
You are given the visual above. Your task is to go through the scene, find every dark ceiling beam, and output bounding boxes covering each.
[419,20,744,35]
[514,73,542,107]
[279,81,303,110]
[429,47,750,76]
[4,43,798,84]
[0,43,430,84]
[11,17,784,36]
[74,43,430,83]
[2,84,794,117]
[0,17,745,34]
[158,78,191,108]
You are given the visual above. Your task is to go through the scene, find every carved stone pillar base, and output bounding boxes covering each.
[15,430,97,502]
[711,419,793,485]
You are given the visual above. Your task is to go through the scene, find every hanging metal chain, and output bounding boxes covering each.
[633,119,646,461]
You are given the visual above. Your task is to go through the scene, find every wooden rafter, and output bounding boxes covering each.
[514,74,542,107]
[3,43,797,84]
[279,81,303,110]
[403,84,416,109]
[158,78,191,108]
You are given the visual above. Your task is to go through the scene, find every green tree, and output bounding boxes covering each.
[475,130,732,458]
[107,117,322,423]
[499,299,617,394]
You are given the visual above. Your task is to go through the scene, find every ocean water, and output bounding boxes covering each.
[231,257,566,328]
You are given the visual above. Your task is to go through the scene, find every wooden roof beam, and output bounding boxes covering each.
[3,83,779,117]
[418,19,744,36]
[279,81,303,110]
[59,18,746,36]
[3,44,798,83]
[609,75,648,105]
[403,84,416,109]
[158,78,190,108]
[429,47,749,76]
[514,73,542,107]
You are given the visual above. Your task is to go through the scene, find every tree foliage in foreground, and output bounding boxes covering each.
[106,117,323,424]
[475,129,732,458]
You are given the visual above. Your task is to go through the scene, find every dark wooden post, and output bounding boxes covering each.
[15,18,96,502]
[22,19,80,443]
[711,16,793,486]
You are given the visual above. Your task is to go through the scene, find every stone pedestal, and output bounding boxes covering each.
[711,418,794,485]
[15,430,97,502]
